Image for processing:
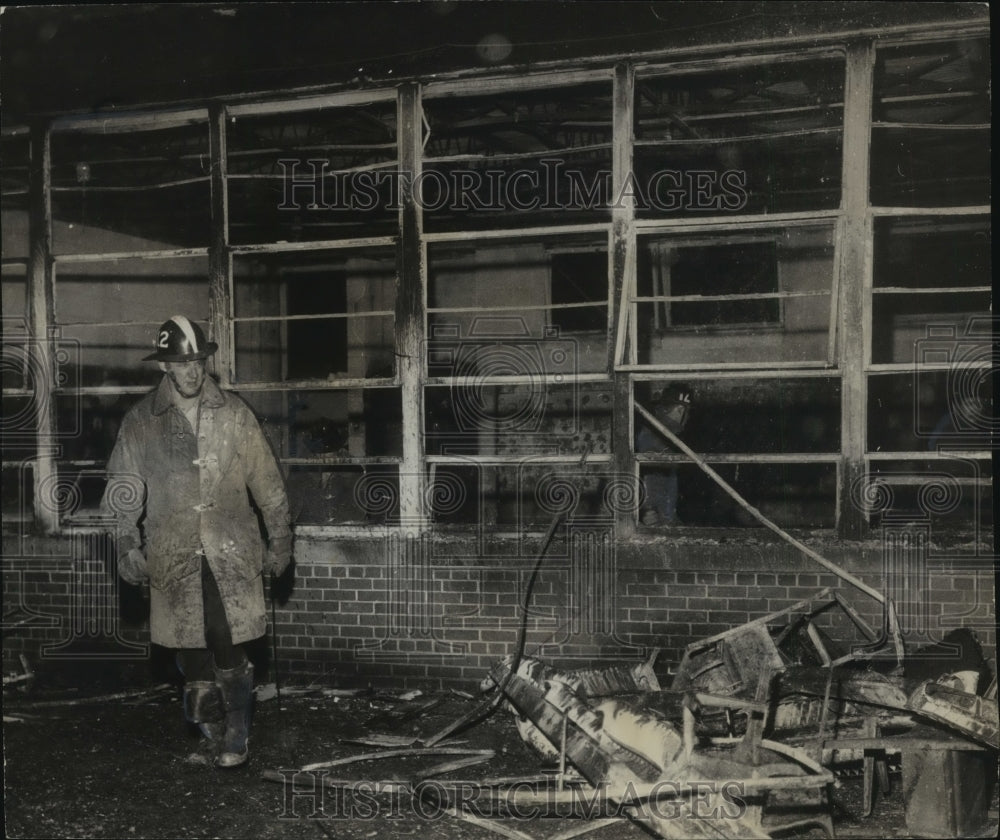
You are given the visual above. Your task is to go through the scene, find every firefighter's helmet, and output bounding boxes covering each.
[659,384,692,409]
[655,384,692,433]
[143,315,218,362]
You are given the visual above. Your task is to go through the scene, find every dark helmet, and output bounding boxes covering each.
[654,383,692,432]
[143,315,218,362]
[659,383,692,408]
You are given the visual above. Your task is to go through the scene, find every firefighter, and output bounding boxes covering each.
[102,315,291,768]
[637,385,692,526]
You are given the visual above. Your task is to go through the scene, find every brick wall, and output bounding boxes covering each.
[3,528,995,690]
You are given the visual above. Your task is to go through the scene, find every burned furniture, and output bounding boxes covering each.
[487,587,996,839]
[670,590,998,838]
[489,655,834,839]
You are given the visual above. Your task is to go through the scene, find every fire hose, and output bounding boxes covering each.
[424,443,593,746]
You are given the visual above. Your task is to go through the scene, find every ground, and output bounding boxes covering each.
[3,664,996,840]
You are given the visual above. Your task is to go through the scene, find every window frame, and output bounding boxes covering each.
[3,25,990,540]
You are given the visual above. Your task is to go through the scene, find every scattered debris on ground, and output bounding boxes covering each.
[5,588,998,839]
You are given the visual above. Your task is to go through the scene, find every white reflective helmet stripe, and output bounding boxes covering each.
[170,315,200,353]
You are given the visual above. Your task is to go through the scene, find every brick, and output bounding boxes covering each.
[753,586,788,600]
[479,629,517,643]
[662,584,708,599]
[787,587,826,602]
[341,577,374,590]
[950,574,986,591]
[663,610,706,624]
[477,605,518,618]
[689,623,729,638]
[707,586,749,599]
[685,598,721,612]
[617,595,648,610]
[930,589,981,604]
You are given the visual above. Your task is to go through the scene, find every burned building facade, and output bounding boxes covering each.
[1,3,993,686]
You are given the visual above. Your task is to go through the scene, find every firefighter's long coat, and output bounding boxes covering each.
[103,375,290,648]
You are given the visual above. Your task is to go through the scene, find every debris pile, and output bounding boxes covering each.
[257,588,995,838]
[484,589,997,839]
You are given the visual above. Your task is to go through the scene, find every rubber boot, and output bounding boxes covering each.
[183,680,225,743]
[215,661,254,768]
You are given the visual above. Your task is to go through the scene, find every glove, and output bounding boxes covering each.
[263,535,292,577]
[119,548,149,586]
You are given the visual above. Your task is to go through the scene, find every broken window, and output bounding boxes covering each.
[861,208,997,531]
[242,388,402,526]
[47,255,210,521]
[640,238,779,329]
[50,121,211,255]
[232,247,395,384]
[633,224,835,367]
[1,132,29,261]
[1,132,32,523]
[37,118,215,524]
[867,366,992,532]
[868,369,993,455]
[231,246,399,526]
[868,456,992,532]
[225,99,399,244]
[870,216,991,365]
[549,250,608,333]
[1,263,27,335]
[53,256,211,386]
[634,56,844,217]
[635,377,840,529]
[1,312,34,525]
[425,460,624,533]
[669,462,838,529]
[3,28,990,537]
[2,131,33,464]
[871,38,990,207]
[422,80,613,231]
[425,377,613,530]
[428,234,610,377]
